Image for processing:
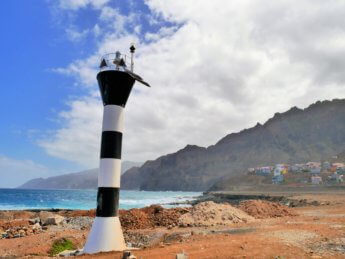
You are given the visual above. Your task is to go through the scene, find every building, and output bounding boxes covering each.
[290,163,308,173]
[274,164,288,176]
[248,168,255,174]
[272,175,284,184]
[311,176,322,185]
[333,163,345,174]
[255,166,271,176]
[306,162,321,168]
[328,172,344,183]
[311,167,321,174]
[322,161,331,171]
[289,165,300,173]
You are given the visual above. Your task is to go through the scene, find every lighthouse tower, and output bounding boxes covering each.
[83,45,150,254]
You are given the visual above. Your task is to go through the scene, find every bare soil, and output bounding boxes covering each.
[237,199,296,219]
[0,193,345,258]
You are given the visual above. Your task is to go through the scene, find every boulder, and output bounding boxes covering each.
[32,222,41,230]
[39,212,64,226]
[28,217,40,225]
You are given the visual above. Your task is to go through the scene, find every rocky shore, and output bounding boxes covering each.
[0,193,345,258]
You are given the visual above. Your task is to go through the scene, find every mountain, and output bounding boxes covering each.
[18,161,142,189]
[121,99,345,191]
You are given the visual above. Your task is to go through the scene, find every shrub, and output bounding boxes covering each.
[49,238,76,256]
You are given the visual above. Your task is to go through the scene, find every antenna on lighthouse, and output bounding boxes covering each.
[129,43,135,72]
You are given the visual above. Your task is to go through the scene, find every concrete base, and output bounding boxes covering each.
[83,216,126,254]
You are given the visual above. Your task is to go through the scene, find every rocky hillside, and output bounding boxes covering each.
[18,161,142,189]
[121,99,345,191]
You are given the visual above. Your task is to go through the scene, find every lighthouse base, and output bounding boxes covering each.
[83,216,126,254]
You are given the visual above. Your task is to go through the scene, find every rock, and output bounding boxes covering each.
[29,217,40,225]
[176,252,188,259]
[1,232,8,239]
[32,223,41,230]
[18,229,25,237]
[39,212,64,226]
[58,249,82,257]
[122,251,136,259]
[65,216,93,230]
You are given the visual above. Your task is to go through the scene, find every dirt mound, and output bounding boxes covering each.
[57,209,96,218]
[119,205,190,230]
[178,201,254,227]
[238,200,296,219]
[0,211,35,221]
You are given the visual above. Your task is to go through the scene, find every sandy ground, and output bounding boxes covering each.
[1,193,345,258]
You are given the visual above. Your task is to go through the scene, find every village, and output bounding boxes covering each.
[249,160,345,185]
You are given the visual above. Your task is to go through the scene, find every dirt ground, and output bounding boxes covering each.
[1,193,345,258]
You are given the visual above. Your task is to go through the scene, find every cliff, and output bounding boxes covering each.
[121,99,345,191]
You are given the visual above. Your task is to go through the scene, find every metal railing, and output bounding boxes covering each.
[99,52,131,72]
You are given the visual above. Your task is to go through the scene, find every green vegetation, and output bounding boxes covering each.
[49,238,76,256]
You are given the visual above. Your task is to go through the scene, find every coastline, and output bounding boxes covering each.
[0,189,201,211]
[1,191,345,258]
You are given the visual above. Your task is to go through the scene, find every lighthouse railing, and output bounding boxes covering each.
[100,53,130,72]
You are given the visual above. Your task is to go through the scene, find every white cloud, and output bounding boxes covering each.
[39,94,103,167]
[99,6,136,35]
[52,55,99,87]
[0,155,51,188]
[43,0,345,167]
[65,27,89,42]
[93,24,102,37]
[145,26,178,41]
[59,0,110,10]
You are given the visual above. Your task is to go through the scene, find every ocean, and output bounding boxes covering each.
[0,189,201,210]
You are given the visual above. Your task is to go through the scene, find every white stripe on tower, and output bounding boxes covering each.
[99,158,121,187]
[102,105,124,132]
[99,105,123,188]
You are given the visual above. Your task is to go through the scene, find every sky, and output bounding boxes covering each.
[1,0,345,187]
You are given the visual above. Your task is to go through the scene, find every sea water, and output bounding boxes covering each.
[0,189,201,210]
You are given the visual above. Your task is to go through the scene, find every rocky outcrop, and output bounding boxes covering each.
[121,99,345,191]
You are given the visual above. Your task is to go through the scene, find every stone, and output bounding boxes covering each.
[39,211,64,226]
[32,223,41,230]
[29,218,40,225]
[58,249,82,257]
[176,252,188,259]
[1,232,8,239]
[122,251,137,259]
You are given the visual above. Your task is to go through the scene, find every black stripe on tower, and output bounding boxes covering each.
[96,187,120,217]
[97,71,135,107]
[100,131,122,159]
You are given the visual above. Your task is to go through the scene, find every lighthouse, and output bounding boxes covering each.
[83,45,150,254]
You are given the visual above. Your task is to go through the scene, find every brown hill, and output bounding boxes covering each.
[122,99,345,191]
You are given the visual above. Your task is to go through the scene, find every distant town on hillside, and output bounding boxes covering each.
[248,160,344,185]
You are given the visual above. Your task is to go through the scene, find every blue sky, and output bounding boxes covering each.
[0,1,87,183]
[1,0,345,187]
[0,0,178,187]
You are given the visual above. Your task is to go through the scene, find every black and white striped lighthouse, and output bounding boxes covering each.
[83,45,150,254]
